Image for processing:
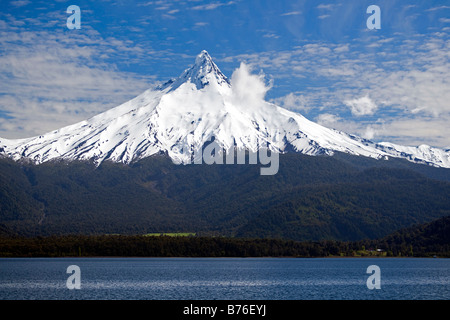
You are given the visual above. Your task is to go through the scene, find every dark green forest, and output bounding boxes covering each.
[1,153,449,242]
[1,216,449,257]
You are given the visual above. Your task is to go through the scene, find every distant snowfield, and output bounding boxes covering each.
[0,51,449,169]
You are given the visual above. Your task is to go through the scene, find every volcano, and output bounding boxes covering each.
[1,50,449,168]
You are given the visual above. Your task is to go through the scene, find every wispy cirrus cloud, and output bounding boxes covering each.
[280,11,301,16]
[263,33,279,39]
[9,0,31,7]
[316,3,342,10]
[193,21,209,28]
[191,1,236,11]
[426,6,450,12]
[0,13,156,139]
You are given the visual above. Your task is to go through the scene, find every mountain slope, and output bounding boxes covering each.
[376,215,450,256]
[0,50,449,168]
[1,153,449,240]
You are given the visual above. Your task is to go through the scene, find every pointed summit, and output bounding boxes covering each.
[162,50,230,91]
[194,50,214,67]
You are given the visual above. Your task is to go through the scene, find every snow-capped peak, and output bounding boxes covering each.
[0,50,449,169]
[160,50,230,92]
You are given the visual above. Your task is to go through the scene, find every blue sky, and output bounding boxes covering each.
[0,0,449,148]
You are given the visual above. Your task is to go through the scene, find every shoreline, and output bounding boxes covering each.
[0,255,445,259]
[1,232,448,259]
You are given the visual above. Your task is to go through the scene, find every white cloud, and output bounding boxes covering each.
[316,113,341,127]
[230,62,272,108]
[226,34,450,147]
[10,0,30,7]
[426,6,450,11]
[316,3,341,10]
[263,33,279,39]
[344,96,378,116]
[333,44,349,53]
[271,93,310,112]
[321,67,356,77]
[0,25,155,139]
[375,118,450,147]
[191,1,235,10]
[280,11,301,16]
[316,4,334,10]
[313,114,450,147]
[362,126,377,140]
[194,22,209,27]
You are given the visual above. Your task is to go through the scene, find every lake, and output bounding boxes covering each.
[0,257,449,300]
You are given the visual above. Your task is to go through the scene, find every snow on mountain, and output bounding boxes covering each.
[0,50,449,169]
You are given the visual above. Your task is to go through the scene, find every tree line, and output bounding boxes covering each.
[2,216,448,258]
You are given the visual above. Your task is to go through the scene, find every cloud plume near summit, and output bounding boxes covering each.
[229,62,273,109]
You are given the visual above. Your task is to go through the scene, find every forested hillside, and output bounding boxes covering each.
[1,152,449,241]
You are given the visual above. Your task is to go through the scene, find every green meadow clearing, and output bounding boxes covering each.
[143,233,196,237]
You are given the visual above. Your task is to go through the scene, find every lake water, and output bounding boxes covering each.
[0,257,449,300]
